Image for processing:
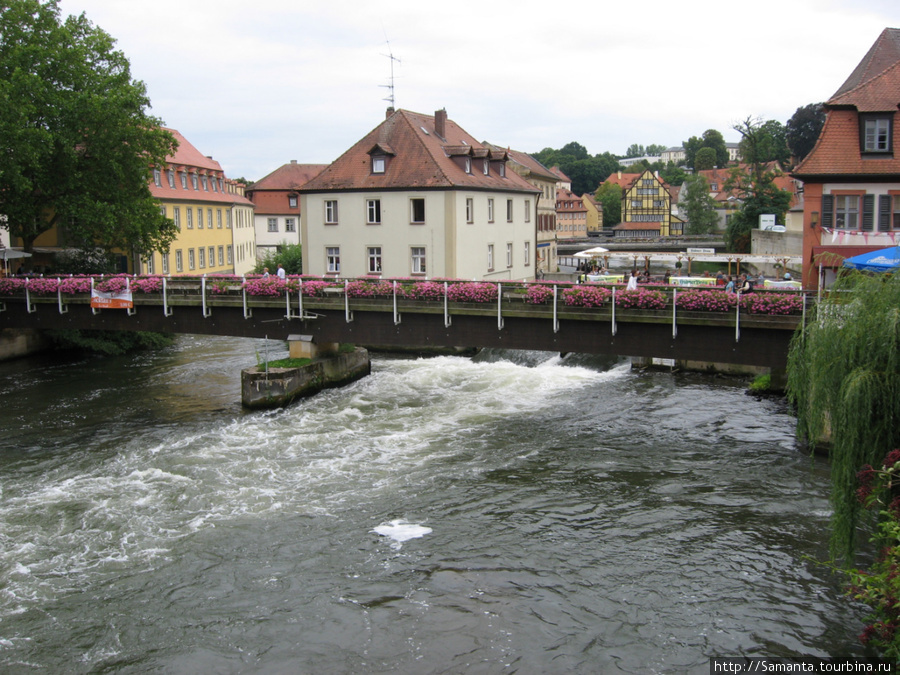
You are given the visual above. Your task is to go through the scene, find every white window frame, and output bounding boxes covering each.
[285,218,296,233]
[326,246,341,274]
[487,244,494,271]
[217,210,222,228]
[289,195,298,208]
[524,241,530,266]
[218,246,224,266]
[208,246,215,268]
[325,200,339,224]
[188,248,195,270]
[524,200,530,222]
[197,207,203,229]
[506,199,513,222]
[367,199,381,225]
[186,208,193,229]
[367,246,382,274]
[372,156,385,174]
[198,247,206,269]
[227,245,233,264]
[176,249,183,272]
[488,198,494,223]
[506,242,513,268]
[411,246,426,274]
[161,253,169,275]
[268,218,278,233]
[466,198,474,224]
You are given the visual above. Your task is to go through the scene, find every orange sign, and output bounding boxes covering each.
[90,289,133,309]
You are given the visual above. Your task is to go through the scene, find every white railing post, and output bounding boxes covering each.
[444,281,451,328]
[552,285,559,334]
[393,279,401,325]
[57,277,67,315]
[671,288,677,339]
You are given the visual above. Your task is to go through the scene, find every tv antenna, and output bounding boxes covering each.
[380,40,400,108]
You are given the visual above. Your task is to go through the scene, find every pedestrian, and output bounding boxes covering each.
[262,267,270,278]
[724,275,735,293]
[277,264,286,280]
[738,274,753,293]
[626,270,638,291]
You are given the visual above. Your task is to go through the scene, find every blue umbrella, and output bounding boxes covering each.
[842,246,900,272]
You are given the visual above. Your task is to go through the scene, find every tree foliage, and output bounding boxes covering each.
[681,173,719,234]
[724,118,793,252]
[255,243,303,275]
[684,129,729,169]
[624,143,665,158]
[695,147,717,171]
[787,272,900,563]
[738,118,790,167]
[0,0,178,263]
[532,144,621,196]
[595,182,622,226]
[786,102,826,162]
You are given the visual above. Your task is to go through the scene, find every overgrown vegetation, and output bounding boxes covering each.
[254,243,302,275]
[788,271,900,563]
[45,329,176,355]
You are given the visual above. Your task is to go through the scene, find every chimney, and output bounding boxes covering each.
[434,108,447,139]
[386,106,395,119]
[617,171,622,179]
[291,159,297,164]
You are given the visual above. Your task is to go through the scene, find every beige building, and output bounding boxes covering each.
[300,108,540,280]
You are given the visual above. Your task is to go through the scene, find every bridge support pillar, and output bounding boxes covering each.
[288,334,339,360]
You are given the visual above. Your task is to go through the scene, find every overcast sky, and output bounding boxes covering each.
[56,0,899,182]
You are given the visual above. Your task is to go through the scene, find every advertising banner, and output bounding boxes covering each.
[90,289,134,309]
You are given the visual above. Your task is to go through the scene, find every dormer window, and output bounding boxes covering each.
[153,168,161,187]
[862,115,892,154]
[499,163,505,177]
[372,156,386,174]
[483,159,489,175]
[465,157,472,174]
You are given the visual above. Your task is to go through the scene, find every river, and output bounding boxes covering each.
[0,335,870,673]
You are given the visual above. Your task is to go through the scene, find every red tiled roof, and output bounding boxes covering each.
[163,128,222,173]
[794,29,900,178]
[793,109,900,177]
[550,166,571,182]
[250,162,329,191]
[299,109,538,195]
[149,129,251,206]
[832,28,900,100]
[490,145,558,182]
[602,172,642,189]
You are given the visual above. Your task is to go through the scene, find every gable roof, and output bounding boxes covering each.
[163,128,223,174]
[299,109,538,194]
[793,28,900,178]
[486,144,558,182]
[831,28,900,101]
[249,162,329,191]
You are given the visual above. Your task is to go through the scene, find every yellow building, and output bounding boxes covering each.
[605,170,682,238]
[145,128,255,275]
[582,193,604,236]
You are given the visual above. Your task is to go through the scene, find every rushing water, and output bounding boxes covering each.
[0,336,871,673]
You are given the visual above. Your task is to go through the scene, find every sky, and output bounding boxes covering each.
[56,0,900,182]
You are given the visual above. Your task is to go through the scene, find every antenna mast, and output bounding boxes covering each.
[380,41,400,108]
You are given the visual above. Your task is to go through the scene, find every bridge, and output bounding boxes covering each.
[0,277,807,370]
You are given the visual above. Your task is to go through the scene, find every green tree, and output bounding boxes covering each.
[595,182,622,226]
[683,129,729,169]
[659,162,687,187]
[645,143,666,156]
[255,242,302,275]
[681,173,719,234]
[724,118,793,252]
[694,147,716,171]
[787,272,900,563]
[0,0,178,265]
[624,143,645,158]
[786,103,826,162]
[738,118,790,167]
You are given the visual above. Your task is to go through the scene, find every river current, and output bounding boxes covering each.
[0,336,869,673]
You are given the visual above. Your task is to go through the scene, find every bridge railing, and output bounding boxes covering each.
[0,273,814,341]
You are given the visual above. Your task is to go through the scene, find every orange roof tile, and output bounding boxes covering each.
[300,109,538,195]
[250,162,329,190]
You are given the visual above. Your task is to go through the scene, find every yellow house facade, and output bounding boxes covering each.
[144,129,255,276]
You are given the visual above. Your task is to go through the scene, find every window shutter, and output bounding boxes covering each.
[879,195,892,231]
[862,194,875,231]
[821,195,834,228]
